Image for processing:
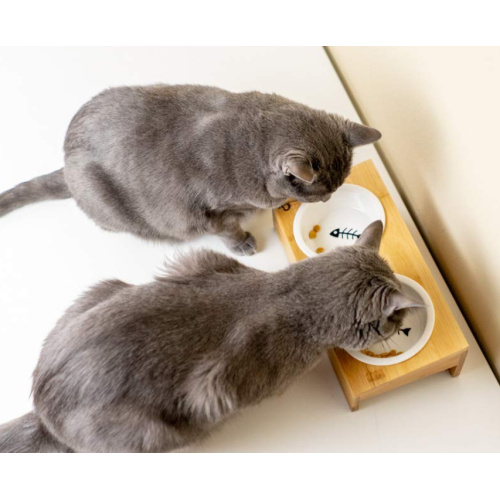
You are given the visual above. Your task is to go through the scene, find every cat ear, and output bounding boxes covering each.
[282,158,316,184]
[347,122,382,147]
[383,291,426,316]
[355,220,383,250]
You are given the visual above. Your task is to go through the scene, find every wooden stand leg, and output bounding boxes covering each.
[328,350,360,411]
[449,349,468,377]
[348,397,360,412]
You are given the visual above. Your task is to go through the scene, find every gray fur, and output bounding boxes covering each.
[0,412,71,453]
[0,169,70,218]
[0,222,415,453]
[0,85,381,254]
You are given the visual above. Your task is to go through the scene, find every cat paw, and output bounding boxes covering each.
[229,232,257,256]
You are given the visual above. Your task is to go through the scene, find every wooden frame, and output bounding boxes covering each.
[272,160,469,411]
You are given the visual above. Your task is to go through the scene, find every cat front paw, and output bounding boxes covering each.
[229,232,257,256]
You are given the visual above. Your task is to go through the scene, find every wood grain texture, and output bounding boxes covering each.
[273,160,469,410]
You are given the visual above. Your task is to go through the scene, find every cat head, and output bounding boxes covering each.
[300,221,423,350]
[267,108,381,203]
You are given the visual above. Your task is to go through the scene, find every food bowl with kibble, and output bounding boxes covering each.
[293,184,386,257]
[346,274,435,366]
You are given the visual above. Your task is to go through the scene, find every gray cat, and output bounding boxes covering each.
[0,221,420,453]
[0,85,381,254]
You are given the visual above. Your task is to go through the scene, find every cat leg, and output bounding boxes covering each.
[200,210,258,256]
[218,221,257,256]
[58,406,198,453]
[65,161,161,240]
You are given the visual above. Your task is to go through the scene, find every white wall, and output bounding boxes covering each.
[327,47,500,379]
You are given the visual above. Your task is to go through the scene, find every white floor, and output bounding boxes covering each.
[0,47,499,452]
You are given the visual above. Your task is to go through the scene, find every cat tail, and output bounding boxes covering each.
[0,168,71,218]
[0,412,71,453]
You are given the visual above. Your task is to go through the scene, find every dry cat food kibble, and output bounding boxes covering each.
[309,224,322,240]
[316,247,325,254]
[361,349,403,358]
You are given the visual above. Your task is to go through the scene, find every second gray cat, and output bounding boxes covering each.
[0,85,381,254]
[0,221,420,453]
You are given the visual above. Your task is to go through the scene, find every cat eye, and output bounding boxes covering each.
[311,159,321,172]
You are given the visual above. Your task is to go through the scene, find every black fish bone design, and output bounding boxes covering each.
[330,228,360,240]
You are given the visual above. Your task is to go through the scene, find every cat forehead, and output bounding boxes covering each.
[276,111,349,150]
[309,137,353,168]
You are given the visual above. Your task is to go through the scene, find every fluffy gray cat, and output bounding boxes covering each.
[0,85,381,254]
[0,221,420,453]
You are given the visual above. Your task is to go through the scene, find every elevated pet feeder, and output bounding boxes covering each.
[272,159,469,411]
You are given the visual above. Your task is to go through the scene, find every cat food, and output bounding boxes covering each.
[316,247,325,254]
[309,224,321,240]
[361,349,403,358]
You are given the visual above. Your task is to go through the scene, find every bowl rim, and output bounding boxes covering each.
[345,274,435,366]
[293,184,386,258]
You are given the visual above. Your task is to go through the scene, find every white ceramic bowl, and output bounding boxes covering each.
[293,184,386,258]
[346,275,435,366]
